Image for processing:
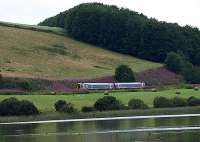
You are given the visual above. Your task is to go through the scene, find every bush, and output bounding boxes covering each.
[181,63,200,83]
[54,100,67,112]
[19,81,32,91]
[187,96,200,106]
[0,97,21,116]
[0,74,2,81]
[94,96,124,111]
[0,97,39,116]
[82,106,95,112]
[164,52,183,73]
[172,97,187,107]
[19,100,39,115]
[128,99,148,109]
[62,103,76,113]
[115,65,135,82]
[54,100,76,113]
[153,97,173,108]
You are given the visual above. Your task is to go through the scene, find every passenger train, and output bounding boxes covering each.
[78,82,145,90]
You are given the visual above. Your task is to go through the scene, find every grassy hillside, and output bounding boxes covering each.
[0,23,162,80]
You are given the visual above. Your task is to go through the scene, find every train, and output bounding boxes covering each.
[78,82,145,90]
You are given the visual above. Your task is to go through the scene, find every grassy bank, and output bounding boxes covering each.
[0,88,199,112]
[0,106,200,123]
[0,24,161,80]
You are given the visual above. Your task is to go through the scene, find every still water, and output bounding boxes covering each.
[1,115,200,142]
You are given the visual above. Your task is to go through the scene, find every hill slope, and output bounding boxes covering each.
[0,24,162,80]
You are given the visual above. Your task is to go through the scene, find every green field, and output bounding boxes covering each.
[0,22,161,80]
[0,89,199,113]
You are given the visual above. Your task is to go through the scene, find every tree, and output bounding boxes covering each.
[39,3,200,64]
[115,65,135,82]
[54,100,67,112]
[128,98,148,109]
[164,52,183,73]
[54,100,76,113]
[0,97,39,116]
[153,97,173,108]
[94,96,123,111]
[19,100,39,115]
[181,66,200,83]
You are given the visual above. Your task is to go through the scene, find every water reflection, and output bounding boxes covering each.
[1,116,200,142]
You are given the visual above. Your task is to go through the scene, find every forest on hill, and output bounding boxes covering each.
[39,3,200,66]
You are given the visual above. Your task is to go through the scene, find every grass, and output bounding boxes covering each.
[0,21,66,35]
[1,106,200,123]
[0,22,162,80]
[0,88,199,113]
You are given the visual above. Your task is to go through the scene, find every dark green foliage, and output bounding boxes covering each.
[128,98,148,109]
[115,65,135,82]
[0,74,2,81]
[62,103,76,113]
[165,52,183,73]
[153,97,173,108]
[19,82,32,91]
[0,97,21,116]
[164,52,200,83]
[19,100,39,115]
[0,77,52,91]
[181,61,200,83]
[187,96,200,106]
[172,97,187,107]
[54,100,76,113]
[81,106,95,112]
[94,96,124,111]
[40,3,200,65]
[54,100,67,112]
[0,97,39,116]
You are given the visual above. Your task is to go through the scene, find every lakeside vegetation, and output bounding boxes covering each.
[0,88,199,113]
[1,106,200,123]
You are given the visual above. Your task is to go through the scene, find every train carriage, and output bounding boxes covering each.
[78,82,145,90]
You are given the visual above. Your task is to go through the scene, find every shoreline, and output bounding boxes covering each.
[1,106,200,123]
[2,113,200,125]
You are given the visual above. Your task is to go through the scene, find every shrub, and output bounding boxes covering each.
[19,81,32,91]
[54,100,67,112]
[54,100,76,113]
[128,99,148,109]
[0,97,39,116]
[187,96,200,106]
[94,96,124,111]
[164,52,183,73]
[172,97,187,107]
[115,65,135,82]
[0,97,21,116]
[82,106,95,112]
[181,63,200,83]
[19,100,39,115]
[0,74,2,81]
[153,97,173,108]
[62,103,76,113]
